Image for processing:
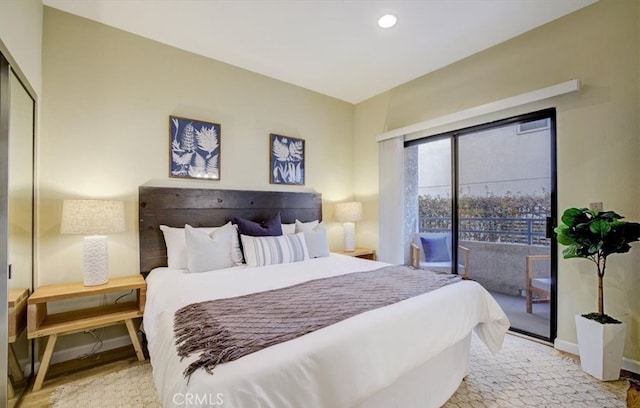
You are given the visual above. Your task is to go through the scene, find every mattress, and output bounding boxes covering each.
[143,254,509,407]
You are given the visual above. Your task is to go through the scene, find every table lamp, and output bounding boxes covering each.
[335,201,362,252]
[61,199,125,286]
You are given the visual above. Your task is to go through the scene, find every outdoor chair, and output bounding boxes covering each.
[525,254,551,313]
[409,232,470,279]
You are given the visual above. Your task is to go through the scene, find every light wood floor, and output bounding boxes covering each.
[17,346,145,408]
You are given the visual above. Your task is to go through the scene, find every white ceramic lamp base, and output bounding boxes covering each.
[343,222,356,252]
[83,235,109,286]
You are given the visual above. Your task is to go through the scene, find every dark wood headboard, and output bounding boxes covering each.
[138,186,322,275]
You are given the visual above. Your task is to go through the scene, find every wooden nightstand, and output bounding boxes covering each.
[8,288,28,398]
[336,248,377,260]
[27,275,146,391]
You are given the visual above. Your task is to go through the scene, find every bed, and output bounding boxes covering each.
[139,186,509,408]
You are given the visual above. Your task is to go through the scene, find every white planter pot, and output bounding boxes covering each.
[575,314,626,381]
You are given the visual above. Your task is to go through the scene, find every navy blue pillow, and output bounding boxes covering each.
[234,212,283,236]
[420,235,450,262]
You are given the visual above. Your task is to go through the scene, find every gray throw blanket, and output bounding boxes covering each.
[174,265,460,378]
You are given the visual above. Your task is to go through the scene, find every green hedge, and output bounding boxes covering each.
[418,192,551,245]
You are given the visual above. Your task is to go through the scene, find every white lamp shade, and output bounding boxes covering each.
[61,200,125,235]
[335,202,363,223]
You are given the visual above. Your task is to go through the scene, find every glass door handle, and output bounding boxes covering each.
[545,217,554,239]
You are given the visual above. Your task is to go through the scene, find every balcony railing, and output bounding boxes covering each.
[420,216,550,246]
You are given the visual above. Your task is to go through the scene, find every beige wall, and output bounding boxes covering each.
[354,0,640,362]
[0,0,42,97]
[40,7,355,287]
[39,8,355,350]
[353,93,389,251]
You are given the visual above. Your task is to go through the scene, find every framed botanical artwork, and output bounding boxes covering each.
[170,116,220,180]
[270,134,305,185]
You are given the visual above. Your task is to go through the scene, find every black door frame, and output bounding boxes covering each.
[406,108,558,343]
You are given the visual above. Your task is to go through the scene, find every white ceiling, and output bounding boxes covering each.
[43,0,597,104]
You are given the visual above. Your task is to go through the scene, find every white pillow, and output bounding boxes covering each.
[185,224,235,273]
[160,222,243,268]
[295,220,329,258]
[241,233,309,267]
[282,219,318,235]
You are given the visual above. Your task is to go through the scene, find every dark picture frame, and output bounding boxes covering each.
[170,116,220,180]
[270,134,305,185]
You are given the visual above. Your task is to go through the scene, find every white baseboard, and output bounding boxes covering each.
[34,334,133,372]
[553,338,580,355]
[554,338,640,374]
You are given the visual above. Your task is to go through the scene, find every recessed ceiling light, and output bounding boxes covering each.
[378,14,397,29]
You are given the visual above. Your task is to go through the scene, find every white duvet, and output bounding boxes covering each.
[143,254,509,408]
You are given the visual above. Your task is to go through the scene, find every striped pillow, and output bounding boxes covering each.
[241,233,309,267]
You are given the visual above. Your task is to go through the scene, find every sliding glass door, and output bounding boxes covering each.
[415,138,454,274]
[406,109,557,342]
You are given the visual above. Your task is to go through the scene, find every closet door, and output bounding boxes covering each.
[0,52,36,407]
[0,52,11,408]
[7,67,35,406]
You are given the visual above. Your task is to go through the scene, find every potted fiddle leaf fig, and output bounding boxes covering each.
[554,207,640,381]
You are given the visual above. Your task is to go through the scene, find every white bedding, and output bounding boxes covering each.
[143,254,509,408]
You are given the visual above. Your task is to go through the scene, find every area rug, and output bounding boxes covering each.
[50,364,160,408]
[444,334,630,408]
[50,334,631,408]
